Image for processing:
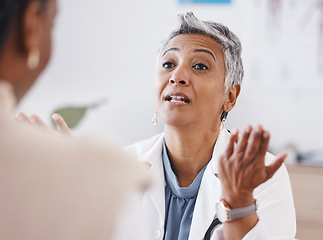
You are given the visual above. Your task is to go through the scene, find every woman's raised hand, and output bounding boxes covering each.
[15,112,72,136]
[218,125,287,208]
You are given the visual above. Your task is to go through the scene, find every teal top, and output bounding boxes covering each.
[162,140,208,240]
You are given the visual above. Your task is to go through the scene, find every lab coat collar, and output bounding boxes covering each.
[142,132,165,167]
[210,128,231,175]
[189,128,231,240]
[140,133,166,223]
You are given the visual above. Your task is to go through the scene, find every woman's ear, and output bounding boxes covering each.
[223,84,241,112]
[20,1,43,54]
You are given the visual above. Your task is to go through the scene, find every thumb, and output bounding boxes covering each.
[265,152,288,180]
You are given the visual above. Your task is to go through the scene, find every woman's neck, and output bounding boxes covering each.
[164,126,220,187]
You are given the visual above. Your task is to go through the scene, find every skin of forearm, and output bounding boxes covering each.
[223,213,258,240]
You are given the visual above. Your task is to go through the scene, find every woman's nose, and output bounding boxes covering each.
[169,69,189,86]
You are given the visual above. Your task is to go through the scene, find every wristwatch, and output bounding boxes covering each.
[215,199,258,223]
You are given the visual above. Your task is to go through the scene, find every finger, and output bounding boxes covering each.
[243,125,263,161]
[265,152,288,180]
[235,125,252,157]
[15,112,34,126]
[29,114,51,130]
[256,130,270,159]
[224,128,239,157]
[52,113,73,136]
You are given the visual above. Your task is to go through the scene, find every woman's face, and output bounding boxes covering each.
[154,34,229,131]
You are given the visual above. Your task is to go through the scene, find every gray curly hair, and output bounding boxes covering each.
[160,12,244,91]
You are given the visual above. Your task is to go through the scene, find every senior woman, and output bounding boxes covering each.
[0,0,149,239]
[127,12,296,240]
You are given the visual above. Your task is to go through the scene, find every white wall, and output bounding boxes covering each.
[18,0,323,160]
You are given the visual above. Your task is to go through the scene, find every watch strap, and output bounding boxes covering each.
[228,199,258,221]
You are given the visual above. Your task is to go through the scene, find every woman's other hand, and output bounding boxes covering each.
[15,112,72,136]
[218,125,288,208]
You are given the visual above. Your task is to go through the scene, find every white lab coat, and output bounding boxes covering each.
[127,129,296,240]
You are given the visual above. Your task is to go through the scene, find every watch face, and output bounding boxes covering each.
[216,201,228,223]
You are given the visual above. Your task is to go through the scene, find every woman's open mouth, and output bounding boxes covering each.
[165,93,190,104]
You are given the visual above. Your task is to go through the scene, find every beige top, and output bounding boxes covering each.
[0,81,150,240]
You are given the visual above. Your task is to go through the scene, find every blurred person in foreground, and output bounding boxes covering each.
[21,12,297,240]
[0,0,150,239]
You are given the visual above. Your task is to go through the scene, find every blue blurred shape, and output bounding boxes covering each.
[179,0,232,4]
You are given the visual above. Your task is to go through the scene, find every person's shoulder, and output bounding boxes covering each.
[0,119,151,239]
[126,133,164,158]
[1,119,150,187]
[0,118,141,174]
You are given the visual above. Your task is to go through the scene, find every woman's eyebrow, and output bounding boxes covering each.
[193,49,216,61]
[162,48,178,57]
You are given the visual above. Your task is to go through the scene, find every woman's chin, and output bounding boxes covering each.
[162,117,191,128]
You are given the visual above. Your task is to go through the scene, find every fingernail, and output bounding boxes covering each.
[256,125,263,132]
[231,128,238,135]
[29,115,36,122]
[281,152,288,158]
[263,131,270,139]
[15,112,23,121]
[244,125,252,133]
[52,114,58,120]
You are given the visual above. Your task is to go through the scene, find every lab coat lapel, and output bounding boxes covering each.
[188,129,231,240]
[142,133,166,223]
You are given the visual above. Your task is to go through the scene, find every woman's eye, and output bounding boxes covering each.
[193,63,208,70]
[163,62,175,69]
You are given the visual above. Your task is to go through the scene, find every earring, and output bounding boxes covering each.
[27,47,40,70]
[152,112,157,125]
[220,117,226,130]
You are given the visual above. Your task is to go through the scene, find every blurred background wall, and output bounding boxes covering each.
[18,0,323,163]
